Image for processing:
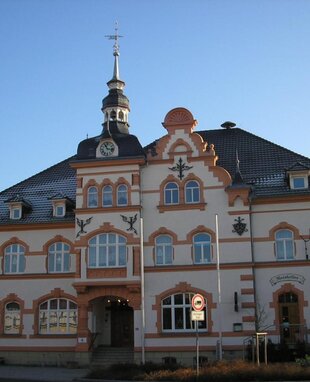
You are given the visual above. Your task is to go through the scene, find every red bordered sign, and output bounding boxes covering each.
[192,294,205,312]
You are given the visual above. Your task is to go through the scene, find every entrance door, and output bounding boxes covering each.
[278,292,300,344]
[110,301,134,347]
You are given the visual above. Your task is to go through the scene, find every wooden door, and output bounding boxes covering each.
[279,292,300,344]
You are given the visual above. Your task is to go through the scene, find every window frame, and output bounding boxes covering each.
[164,182,179,205]
[193,233,212,264]
[102,185,113,207]
[155,235,173,266]
[87,186,98,208]
[161,292,207,332]
[275,229,294,260]
[185,180,200,204]
[117,184,128,206]
[48,242,71,273]
[4,244,26,274]
[4,302,21,335]
[88,233,127,268]
[39,298,77,335]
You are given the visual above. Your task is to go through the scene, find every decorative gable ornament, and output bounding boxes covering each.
[169,157,193,180]
[232,217,248,236]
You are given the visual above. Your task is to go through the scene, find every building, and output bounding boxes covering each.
[0,39,310,367]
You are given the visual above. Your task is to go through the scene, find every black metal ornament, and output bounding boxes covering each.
[76,217,92,238]
[120,214,138,235]
[232,217,248,236]
[169,158,193,180]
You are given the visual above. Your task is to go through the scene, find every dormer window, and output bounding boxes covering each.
[286,162,310,190]
[5,196,31,221]
[291,176,307,190]
[11,205,22,220]
[54,203,65,217]
[49,194,75,218]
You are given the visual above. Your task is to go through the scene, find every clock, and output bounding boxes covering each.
[100,141,115,157]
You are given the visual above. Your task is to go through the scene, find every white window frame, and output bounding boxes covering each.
[193,233,211,264]
[275,229,294,260]
[87,186,98,208]
[102,185,113,207]
[162,292,207,332]
[185,180,200,204]
[164,182,179,205]
[117,185,128,206]
[155,235,173,265]
[88,233,127,268]
[39,298,77,335]
[10,206,22,220]
[4,302,21,335]
[48,242,71,273]
[4,244,25,274]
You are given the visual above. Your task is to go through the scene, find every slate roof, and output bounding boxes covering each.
[0,127,309,226]
[0,157,76,225]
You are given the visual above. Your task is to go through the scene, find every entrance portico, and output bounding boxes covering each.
[73,282,141,352]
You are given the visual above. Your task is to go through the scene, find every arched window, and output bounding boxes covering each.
[162,292,207,332]
[118,110,124,121]
[87,186,98,208]
[185,180,200,203]
[4,302,20,334]
[193,233,211,264]
[117,185,128,206]
[4,244,25,274]
[48,243,70,273]
[39,298,77,335]
[88,233,127,268]
[155,235,173,265]
[102,185,113,207]
[164,183,179,205]
[275,230,294,260]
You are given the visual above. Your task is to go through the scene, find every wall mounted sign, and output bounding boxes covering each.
[270,273,305,286]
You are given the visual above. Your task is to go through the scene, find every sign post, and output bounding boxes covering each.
[191,294,205,377]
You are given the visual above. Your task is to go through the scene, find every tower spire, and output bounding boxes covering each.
[101,23,130,135]
[105,22,123,81]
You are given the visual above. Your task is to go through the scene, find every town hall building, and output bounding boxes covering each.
[0,38,309,367]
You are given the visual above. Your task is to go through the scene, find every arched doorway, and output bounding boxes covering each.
[91,296,134,348]
[278,292,300,344]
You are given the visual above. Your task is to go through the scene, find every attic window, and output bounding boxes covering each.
[49,194,74,218]
[292,176,307,189]
[11,205,22,220]
[54,203,66,217]
[286,162,310,190]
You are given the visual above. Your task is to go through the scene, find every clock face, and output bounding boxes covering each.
[100,141,115,156]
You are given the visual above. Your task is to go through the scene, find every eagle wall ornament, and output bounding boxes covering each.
[76,217,92,238]
[120,214,138,235]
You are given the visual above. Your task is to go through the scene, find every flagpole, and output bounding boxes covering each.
[215,214,223,360]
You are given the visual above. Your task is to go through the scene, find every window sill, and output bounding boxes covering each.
[30,334,77,339]
[158,203,206,213]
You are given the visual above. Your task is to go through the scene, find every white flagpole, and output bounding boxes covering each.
[140,217,145,364]
[215,214,223,360]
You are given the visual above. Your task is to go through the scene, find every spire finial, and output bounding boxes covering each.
[105,21,123,57]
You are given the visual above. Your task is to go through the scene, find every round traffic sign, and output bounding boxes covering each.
[192,294,205,311]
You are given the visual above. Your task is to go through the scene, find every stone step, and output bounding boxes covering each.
[91,347,134,368]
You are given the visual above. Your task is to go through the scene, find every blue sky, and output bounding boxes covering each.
[1,0,309,191]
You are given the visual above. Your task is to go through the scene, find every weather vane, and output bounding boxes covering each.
[105,21,123,55]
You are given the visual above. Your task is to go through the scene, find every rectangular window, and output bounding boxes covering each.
[292,177,306,189]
